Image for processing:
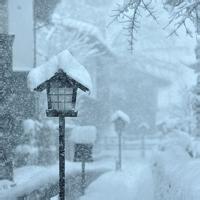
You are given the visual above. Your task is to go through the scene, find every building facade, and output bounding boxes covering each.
[0,0,36,180]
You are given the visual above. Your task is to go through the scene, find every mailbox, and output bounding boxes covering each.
[73,143,93,162]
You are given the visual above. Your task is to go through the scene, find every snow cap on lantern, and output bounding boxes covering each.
[111,110,130,132]
[27,50,92,117]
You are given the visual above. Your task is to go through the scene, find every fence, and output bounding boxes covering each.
[98,136,160,150]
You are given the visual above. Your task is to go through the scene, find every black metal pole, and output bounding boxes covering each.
[59,116,65,200]
[81,161,86,195]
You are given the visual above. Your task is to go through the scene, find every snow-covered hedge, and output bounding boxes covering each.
[70,126,97,144]
[15,119,57,167]
[151,131,200,200]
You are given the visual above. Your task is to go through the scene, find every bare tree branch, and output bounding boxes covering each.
[111,0,200,51]
[110,0,158,52]
[165,0,200,36]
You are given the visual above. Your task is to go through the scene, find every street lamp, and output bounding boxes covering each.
[138,122,149,158]
[28,50,92,200]
[111,110,130,171]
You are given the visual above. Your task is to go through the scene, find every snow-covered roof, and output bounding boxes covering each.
[27,50,92,92]
[111,110,130,123]
[70,126,97,144]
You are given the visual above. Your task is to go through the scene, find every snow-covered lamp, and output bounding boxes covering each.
[28,50,92,200]
[34,69,89,117]
[111,110,130,171]
[111,110,130,132]
[28,50,92,117]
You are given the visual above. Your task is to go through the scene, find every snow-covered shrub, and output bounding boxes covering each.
[15,144,38,167]
[0,180,15,192]
[151,131,200,200]
[15,119,57,166]
[158,130,192,155]
[15,119,41,167]
[191,139,200,158]
[36,120,57,166]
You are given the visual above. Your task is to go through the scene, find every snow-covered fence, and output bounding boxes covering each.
[151,132,200,200]
[99,136,160,150]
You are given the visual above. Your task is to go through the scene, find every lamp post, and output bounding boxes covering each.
[28,50,92,200]
[138,122,149,158]
[111,110,130,171]
[31,68,90,200]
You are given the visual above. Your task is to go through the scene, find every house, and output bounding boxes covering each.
[0,0,36,180]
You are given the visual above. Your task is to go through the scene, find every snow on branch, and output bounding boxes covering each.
[110,0,157,52]
[111,0,199,51]
[165,0,200,36]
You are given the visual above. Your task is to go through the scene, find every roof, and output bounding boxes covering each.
[27,50,92,92]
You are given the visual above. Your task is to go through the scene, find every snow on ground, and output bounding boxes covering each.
[80,161,154,200]
[151,131,200,200]
[3,134,200,200]
[0,160,112,200]
[27,49,92,92]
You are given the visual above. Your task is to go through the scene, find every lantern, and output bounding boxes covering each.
[111,110,130,171]
[34,69,89,117]
[46,70,78,117]
[29,49,92,200]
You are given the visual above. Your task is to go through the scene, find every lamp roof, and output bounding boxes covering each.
[111,110,130,124]
[27,50,92,92]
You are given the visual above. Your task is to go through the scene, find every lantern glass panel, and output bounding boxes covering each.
[49,87,75,111]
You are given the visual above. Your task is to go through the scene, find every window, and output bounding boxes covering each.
[49,87,74,111]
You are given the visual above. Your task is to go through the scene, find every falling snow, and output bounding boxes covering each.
[0,0,200,199]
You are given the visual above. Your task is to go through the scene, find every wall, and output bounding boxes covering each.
[0,0,8,33]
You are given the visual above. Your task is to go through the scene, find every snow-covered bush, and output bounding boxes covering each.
[0,180,15,193]
[191,139,200,158]
[36,120,57,166]
[151,131,200,200]
[15,119,57,167]
[15,119,41,167]
[70,126,97,144]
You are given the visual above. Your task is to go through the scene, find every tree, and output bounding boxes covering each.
[158,82,195,135]
[111,0,200,51]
